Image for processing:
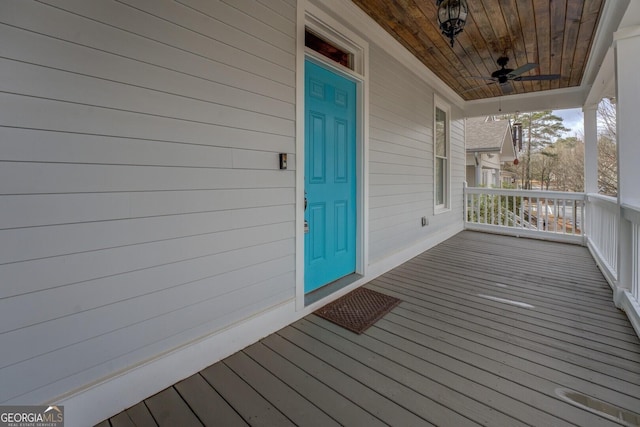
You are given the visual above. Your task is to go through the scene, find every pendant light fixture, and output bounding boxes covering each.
[436,0,468,47]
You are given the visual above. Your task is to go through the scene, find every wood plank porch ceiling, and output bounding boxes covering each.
[351,0,604,101]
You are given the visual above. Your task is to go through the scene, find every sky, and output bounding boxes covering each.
[553,108,584,138]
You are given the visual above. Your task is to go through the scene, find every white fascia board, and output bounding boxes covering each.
[585,48,615,106]
[463,86,588,117]
[466,147,501,154]
[582,0,630,88]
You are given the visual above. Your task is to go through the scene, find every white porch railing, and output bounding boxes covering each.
[585,194,619,285]
[464,187,585,244]
[622,204,640,303]
[617,203,640,338]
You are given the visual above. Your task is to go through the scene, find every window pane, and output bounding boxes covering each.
[305,29,353,69]
[435,107,447,157]
[436,157,445,205]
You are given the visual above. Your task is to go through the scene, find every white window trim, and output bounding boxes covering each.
[434,95,451,214]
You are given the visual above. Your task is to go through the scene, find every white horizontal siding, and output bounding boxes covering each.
[0,162,294,194]
[367,45,464,263]
[0,94,293,151]
[0,205,293,264]
[0,0,296,405]
[0,188,294,230]
[368,46,431,262]
[0,2,293,101]
[1,222,293,301]
[0,61,293,135]
[254,0,296,23]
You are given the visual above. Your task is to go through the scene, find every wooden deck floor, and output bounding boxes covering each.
[97,231,640,426]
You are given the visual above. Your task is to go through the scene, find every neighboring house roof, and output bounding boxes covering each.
[465,117,517,162]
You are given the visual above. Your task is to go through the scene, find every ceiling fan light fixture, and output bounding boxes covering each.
[436,0,468,47]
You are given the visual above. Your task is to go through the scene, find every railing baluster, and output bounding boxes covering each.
[461,187,590,243]
[483,194,487,224]
[491,194,495,225]
[474,193,478,224]
[631,224,640,301]
[544,198,549,231]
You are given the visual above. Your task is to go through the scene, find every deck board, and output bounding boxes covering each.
[125,402,157,427]
[174,374,248,427]
[223,351,340,427]
[145,388,203,427]
[376,272,640,352]
[298,317,529,426]
[102,231,640,426]
[369,280,640,379]
[200,362,294,427]
[242,341,385,427]
[382,267,633,333]
[282,320,476,426]
[109,411,136,427]
[378,312,640,413]
[306,316,618,427]
[263,332,435,426]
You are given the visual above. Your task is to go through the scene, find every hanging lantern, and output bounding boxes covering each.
[436,0,469,48]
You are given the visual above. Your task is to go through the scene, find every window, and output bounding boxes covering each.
[434,102,449,211]
[305,29,353,69]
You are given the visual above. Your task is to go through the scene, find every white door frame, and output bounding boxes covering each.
[295,0,369,310]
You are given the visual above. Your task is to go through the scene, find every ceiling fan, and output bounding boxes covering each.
[464,56,560,94]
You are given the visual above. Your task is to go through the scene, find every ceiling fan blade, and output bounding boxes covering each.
[507,63,538,78]
[514,74,561,81]
[500,83,513,94]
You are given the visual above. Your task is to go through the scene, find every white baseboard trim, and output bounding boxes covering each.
[58,299,297,427]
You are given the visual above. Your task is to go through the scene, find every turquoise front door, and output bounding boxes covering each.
[304,59,357,294]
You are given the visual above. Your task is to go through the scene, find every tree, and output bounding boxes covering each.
[598,136,617,196]
[508,111,569,189]
[597,98,617,196]
[598,97,616,139]
[552,137,584,192]
[530,148,557,190]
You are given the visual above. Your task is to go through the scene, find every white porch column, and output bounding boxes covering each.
[614,25,640,298]
[474,153,482,186]
[615,26,640,207]
[582,104,598,194]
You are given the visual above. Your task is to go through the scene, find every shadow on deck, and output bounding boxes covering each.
[98,231,640,426]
